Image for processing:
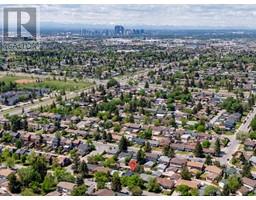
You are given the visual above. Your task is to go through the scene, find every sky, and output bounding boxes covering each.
[3,4,256,29]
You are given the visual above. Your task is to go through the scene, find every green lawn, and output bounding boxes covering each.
[0,75,23,82]
[0,75,92,91]
[22,79,91,91]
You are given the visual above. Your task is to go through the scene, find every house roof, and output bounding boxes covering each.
[157,177,175,189]
[242,177,256,188]
[78,143,90,154]
[93,189,114,196]
[0,168,15,177]
[57,181,76,191]
[158,156,170,163]
[140,173,154,182]
[187,161,204,169]
[237,186,250,195]
[205,165,222,175]
[176,179,199,189]
[170,157,187,166]
[144,161,155,168]
[46,191,61,196]
[169,173,181,181]
[249,156,256,164]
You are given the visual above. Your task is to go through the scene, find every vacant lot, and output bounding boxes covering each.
[15,79,37,84]
[0,75,92,91]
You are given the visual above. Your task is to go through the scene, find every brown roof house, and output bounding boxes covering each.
[0,168,15,179]
[176,179,200,189]
[156,177,175,189]
[57,181,76,194]
[236,186,250,196]
[169,157,187,168]
[187,161,204,171]
[204,165,223,183]
[46,191,61,196]
[93,189,114,196]
[241,177,256,191]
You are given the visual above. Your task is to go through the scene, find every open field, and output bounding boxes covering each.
[0,75,92,91]
[15,79,37,84]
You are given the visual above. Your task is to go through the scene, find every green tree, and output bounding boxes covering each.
[21,188,34,196]
[76,175,84,186]
[121,175,144,190]
[71,184,88,196]
[176,185,198,196]
[2,132,13,143]
[42,174,57,193]
[214,138,221,157]
[205,154,212,165]
[7,173,21,193]
[103,157,116,168]
[191,188,199,196]
[163,145,175,158]
[53,167,75,183]
[142,128,152,139]
[106,133,113,142]
[5,157,15,168]
[176,185,190,196]
[136,149,145,165]
[196,124,205,132]
[194,142,204,158]
[226,176,241,193]
[111,172,122,192]
[119,136,128,152]
[249,131,256,140]
[145,81,149,88]
[94,172,109,189]
[204,185,219,196]
[79,161,89,178]
[72,153,81,173]
[130,186,143,195]
[221,97,243,113]
[147,178,161,193]
[202,140,211,148]
[144,142,151,153]
[15,139,22,148]
[242,161,252,178]
[222,184,230,195]
[18,167,40,187]
[26,150,37,165]
[251,117,256,131]
[180,166,192,180]
[8,115,22,131]
[107,78,119,88]
[32,155,48,182]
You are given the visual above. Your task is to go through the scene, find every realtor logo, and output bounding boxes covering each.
[2,7,40,51]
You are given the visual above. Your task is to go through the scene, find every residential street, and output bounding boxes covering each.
[218,106,256,165]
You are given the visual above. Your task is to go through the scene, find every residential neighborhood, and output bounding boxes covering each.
[0,4,256,197]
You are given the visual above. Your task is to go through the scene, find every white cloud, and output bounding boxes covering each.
[2,4,256,28]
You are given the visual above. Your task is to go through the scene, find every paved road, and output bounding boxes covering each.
[218,106,256,165]
[0,69,148,118]
[0,88,92,118]
[238,106,256,133]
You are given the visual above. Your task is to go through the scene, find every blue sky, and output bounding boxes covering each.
[3,4,256,28]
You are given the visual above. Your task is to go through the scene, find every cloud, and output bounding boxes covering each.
[2,4,256,28]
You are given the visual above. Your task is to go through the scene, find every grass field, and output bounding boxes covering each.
[0,75,92,91]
